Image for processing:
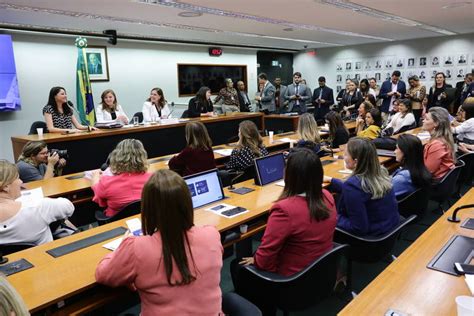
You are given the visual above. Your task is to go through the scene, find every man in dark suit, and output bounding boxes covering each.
[454,73,473,113]
[236,80,251,112]
[312,76,334,124]
[379,70,406,120]
[284,72,310,113]
[87,53,102,74]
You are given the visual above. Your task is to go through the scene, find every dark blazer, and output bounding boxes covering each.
[168,147,216,176]
[187,97,214,118]
[312,86,334,120]
[454,81,466,111]
[427,84,453,110]
[379,80,407,113]
[237,91,251,112]
[328,176,399,236]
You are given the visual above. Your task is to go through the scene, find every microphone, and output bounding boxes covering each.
[100,155,110,171]
[167,102,175,118]
[447,204,474,223]
[66,101,92,131]
[229,171,245,190]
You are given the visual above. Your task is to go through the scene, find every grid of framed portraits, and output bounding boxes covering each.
[335,53,472,93]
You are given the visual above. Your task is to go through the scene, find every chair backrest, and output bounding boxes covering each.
[105,200,141,223]
[0,243,35,256]
[457,152,474,186]
[397,187,430,220]
[244,243,349,312]
[28,121,48,135]
[396,121,417,134]
[334,215,417,263]
[430,160,465,201]
[222,292,262,316]
[130,112,143,124]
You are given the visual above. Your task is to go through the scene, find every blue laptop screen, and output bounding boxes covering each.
[184,169,224,209]
[255,153,285,185]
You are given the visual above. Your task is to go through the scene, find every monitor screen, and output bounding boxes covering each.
[255,153,285,186]
[184,169,225,209]
[0,35,21,112]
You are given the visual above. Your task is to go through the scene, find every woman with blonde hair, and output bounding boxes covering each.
[294,113,323,155]
[142,87,171,122]
[169,121,216,176]
[422,107,455,179]
[91,139,152,217]
[324,138,399,236]
[96,170,223,315]
[96,89,129,124]
[0,160,74,245]
[226,120,268,171]
[0,274,30,316]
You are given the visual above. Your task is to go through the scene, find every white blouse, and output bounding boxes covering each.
[142,101,171,122]
[385,112,416,134]
[96,104,129,123]
[454,118,474,142]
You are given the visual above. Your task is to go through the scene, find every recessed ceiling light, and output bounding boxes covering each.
[178,11,202,17]
[442,2,471,9]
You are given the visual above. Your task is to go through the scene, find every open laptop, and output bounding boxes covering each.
[254,153,286,186]
[184,169,225,209]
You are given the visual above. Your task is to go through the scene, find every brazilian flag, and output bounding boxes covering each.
[75,41,95,126]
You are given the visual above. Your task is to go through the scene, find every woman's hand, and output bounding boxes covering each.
[239,257,255,266]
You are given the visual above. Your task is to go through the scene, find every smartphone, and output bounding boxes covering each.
[454,262,474,275]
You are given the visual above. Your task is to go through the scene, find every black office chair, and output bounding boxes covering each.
[334,215,417,263]
[95,200,141,226]
[242,243,350,315]
[222,292,262,316]
[181,110,189,118]
[429,160,465,212]
[397,187,430,221]
[396,121,418,134]
[457,152,474,194]
[28,121,48,135]
[0,243,35,256]
[130,112,143,124]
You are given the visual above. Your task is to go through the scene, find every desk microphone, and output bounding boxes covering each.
[66,101,92,131]
[229,171,245,190]
[168,102,175,118]
[447,204,474,222]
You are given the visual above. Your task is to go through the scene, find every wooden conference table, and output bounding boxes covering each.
[11,112,263,174]
[340,188,474,316]
[8,154,379,315]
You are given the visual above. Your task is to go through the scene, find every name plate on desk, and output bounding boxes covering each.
[427,235,474,276]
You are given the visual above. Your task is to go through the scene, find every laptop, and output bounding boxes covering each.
[183,169,225,209]
[254,153,286,186]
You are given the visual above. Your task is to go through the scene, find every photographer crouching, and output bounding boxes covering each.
[16,141,68,183]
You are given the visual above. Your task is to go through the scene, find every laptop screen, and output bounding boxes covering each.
[184,169,225,209]
[255,153,285,186]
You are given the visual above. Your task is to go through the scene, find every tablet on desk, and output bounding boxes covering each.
[184,169,225,209]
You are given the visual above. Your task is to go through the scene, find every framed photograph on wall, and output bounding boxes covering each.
[457,53,468,65]
[407,58,416,68]
[85,46,110,81]
[443,55,454,66]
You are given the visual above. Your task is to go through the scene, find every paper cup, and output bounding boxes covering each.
[36,128,43,137]
[456,296,474,316]
[240,224,248,234]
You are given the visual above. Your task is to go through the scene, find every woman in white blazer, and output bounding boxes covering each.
[142,87,171,122]
[96,89,129,124]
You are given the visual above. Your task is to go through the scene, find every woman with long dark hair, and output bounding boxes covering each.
[96,170,223,315]
[427,72,453,110]
[142,87,171,122]
[322,111,349,153]
[187,86,214,118]
[43,86,91,133]
[340,79,363,117]
[233,148,337,314]
[392,134,432,198]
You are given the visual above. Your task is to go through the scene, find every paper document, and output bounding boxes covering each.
[17,187,44,208]
[466,274,474,295]
[275,180,285,187]
[416,132,431,140]
[84,167,114,180]
[214,149,233,156]
[103,237,123,251]
[277,137,293,143]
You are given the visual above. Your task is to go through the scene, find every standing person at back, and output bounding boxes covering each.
[254,73,276,114]
[284,72,310,114]
[427,72,453,111]
[214,78,240,114]
[312,76,334,124]
[274,77,287,113]
[379,71,406,121]
[236,81,252,112]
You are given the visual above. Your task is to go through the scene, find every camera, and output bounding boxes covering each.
[50,149,68,159]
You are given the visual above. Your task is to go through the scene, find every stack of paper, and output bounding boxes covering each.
[214,149,233,156]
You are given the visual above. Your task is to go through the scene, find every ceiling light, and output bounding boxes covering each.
[318,0,456,35]
[283,28,294,32]
[442,2,471,9]
[178,11,202,17]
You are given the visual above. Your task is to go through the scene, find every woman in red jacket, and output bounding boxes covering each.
[231,148,337,315]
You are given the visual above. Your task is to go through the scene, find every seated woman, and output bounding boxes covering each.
[355,101,374,135]
[96,170,223,315]
[383,99,416,134]
[16,141,66,183]
[325,137,399,236]
[168,121,216,176]
[357,108,382,140]
[0,160,74,245]
[392,134,432,198]
[43,86,93,133]
[226,120,268,171]
[96,89,129,124]
[322,111,349,153]
[293,113,323,155]
[453,97,474,144]
[233,148,337,314]
[91,139,152,217]
[188,86,214,118]
[422,107,455,180]
[142,87,171,122]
